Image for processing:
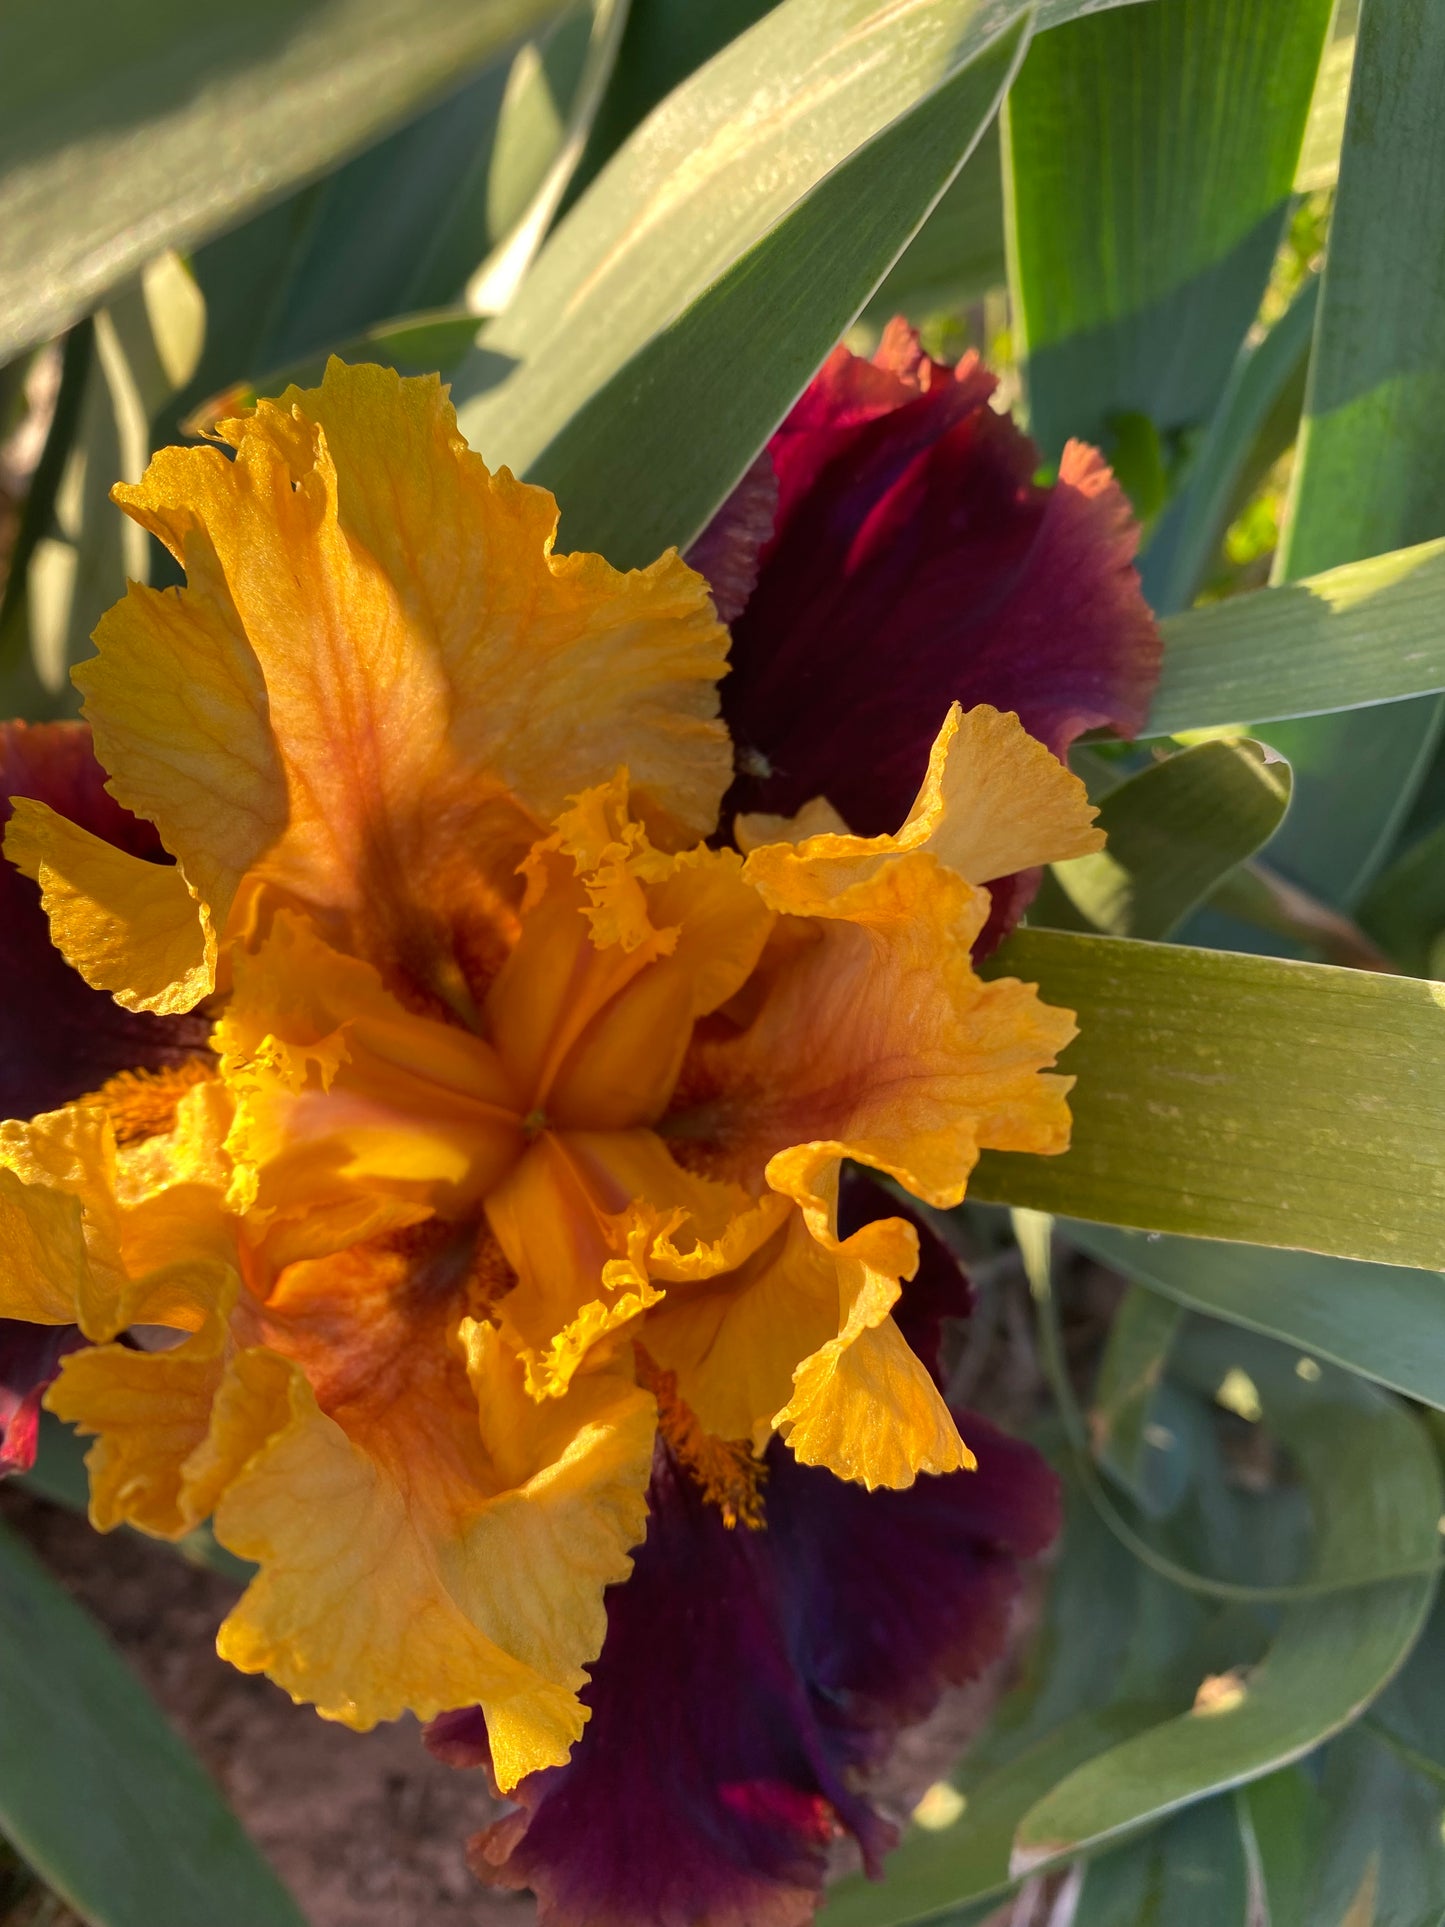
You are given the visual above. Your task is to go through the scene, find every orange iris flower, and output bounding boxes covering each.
[0,361,1100,1791]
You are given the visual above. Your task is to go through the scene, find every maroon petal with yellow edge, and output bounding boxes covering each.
[713,321,1160,890]
[426,1407,1058,1927]
[0,721,211,1121]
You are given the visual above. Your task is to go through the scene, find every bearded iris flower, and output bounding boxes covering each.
[0,332,1157,1924]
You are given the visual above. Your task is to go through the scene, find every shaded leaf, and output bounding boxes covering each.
[1033,739,1291,941]
[0,1519,303,1926]
[1263,0,1445,910]
[0,0,567,362]
[1062,1222,1445,1414]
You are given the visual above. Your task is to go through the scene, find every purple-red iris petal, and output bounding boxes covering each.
[714,322,1160,925]
[0,1319,85,1475]
[426,1412,1058,1927]
[0,721,211,1121]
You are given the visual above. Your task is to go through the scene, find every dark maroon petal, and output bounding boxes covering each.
[1,721,211,1121]
[838,1168,973,1388]
[719,323,1160,897]
[0,1319,85,1476]
[427,1411,1058,1927]
[686,449,779,625]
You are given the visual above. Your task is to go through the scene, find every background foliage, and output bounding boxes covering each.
[2,0,1444,1922]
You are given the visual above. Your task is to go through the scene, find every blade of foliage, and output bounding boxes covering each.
[1003,0,1332,471]
[1062,1222,1445,1414]
[0,0,567,364]
[1,259,207,720]
[1301,1726,1445,1927]
[182,309,484,437]
[1359,821,1445,978]
[1090,1285,1187,1515]
[1141,273,1319,616]
[529,18,1030,564]
[0,321,92,715]
[1202,861,1392,973]
[1008,1316,1441,1871]
[1032,739,1291,941]
[468,0,632,313]
[162,7,618,441]
[1146,537,1445,735]
[824,1303,1442,1924]
[1294,22,1356,192]
[863,122,1006,322]
[0,1519,304,1926]
[968,931,1445,1267]
[452,0,1141,474]
[1241,1769,1323,1927]
[564,0,780,204]
[1071,1796,1250,1926]
[1262,0,1445,910]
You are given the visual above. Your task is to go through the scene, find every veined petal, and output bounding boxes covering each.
[0,722,211,1120]
[5,797,214,1014]
[495,778,773,1131]
[81,361,731,991]
[719,323,1161,850]
[432,1414,1059,1927]
[894,703,1102,884]
[44,1277,242,1538]
[695,843,1075,1211]
[217,910,523,1236]
[212,1317,655,1790]
[0,1164,91,1328]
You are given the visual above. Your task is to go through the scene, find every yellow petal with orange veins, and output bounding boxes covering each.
[218,912,522,1237]
[895,703,1103,883]
[85,360,729,978]
[213,1333,654,1790]
[0,1164,89,1326]
[0,1106,129,1338]
[713,847,1076,1209]
[77,568,284,937]
[734,795,851,853]
[639,1205,837,1447]
[4,798,214,1013]
[738,706,1101,901]
[770,1174,972,1489]
[44,1290,240,1539]
[488,1129,780,1396]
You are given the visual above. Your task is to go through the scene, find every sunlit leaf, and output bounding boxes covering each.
[970,931,1445,1267]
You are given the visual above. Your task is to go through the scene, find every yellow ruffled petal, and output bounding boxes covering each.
[80,361,730,984]
[212,1327,655,1790]
[735,706,1101,908]
[896,703,1103,883]
[0,1163,89,1326]
[4,798,214,1013]
[496,778,774,1131]
[44,1296,239,1539]
[638,1204,834,1448]
[768,1176,971,1489]
[216,910,523,1240]
[713,844,1076,1210]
